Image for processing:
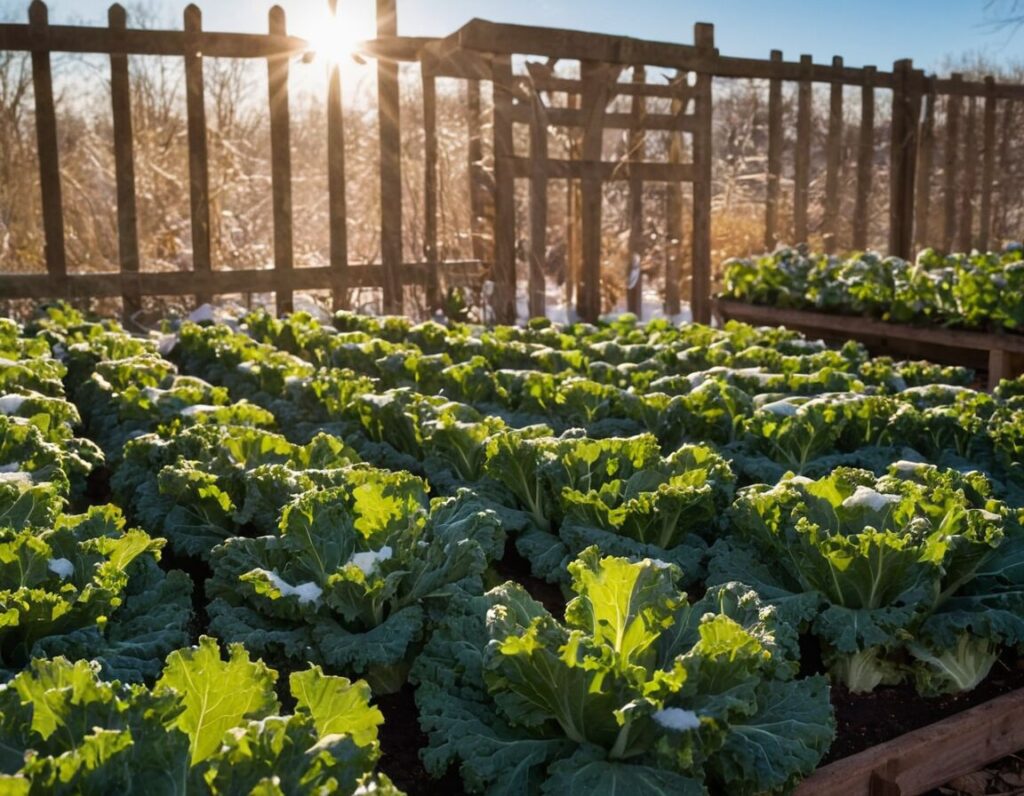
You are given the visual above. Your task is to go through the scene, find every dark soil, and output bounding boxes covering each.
[491,544,567,617]
[825,652,1024,764]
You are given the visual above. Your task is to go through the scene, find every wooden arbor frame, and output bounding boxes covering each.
[421,20,716,325]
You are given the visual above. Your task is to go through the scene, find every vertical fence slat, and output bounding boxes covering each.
[267,6,293,315]
[764,50,782,251]
[376,0,403,314]
[959,95,978,252]
[566,91,582,312]
[852,66,875,250]
[888,60,919,260]
[29,1,66,287]
[465,80,489,270]
[823,56,843,254]
[942,74,962,252]
[528,89,548,319]
[327,0,348,310]
[996,100,1014,243]
[108,3,140,322]
[793,54,812,244]
[691,22,714,325]
[665,74,684,317]
[492,54,516,324]
[578,59,611,323]
[184,4,212,306]
[627,64,646,317]
[979,77,997,251]
[422,73,440,312]
[913,81,936,249]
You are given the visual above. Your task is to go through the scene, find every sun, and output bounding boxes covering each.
[294,2,377,71]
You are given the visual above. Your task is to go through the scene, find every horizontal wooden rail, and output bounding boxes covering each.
[0,261,484,299]
[509,103,695,131]
[508,156,694,182]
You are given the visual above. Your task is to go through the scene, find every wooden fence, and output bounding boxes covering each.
[0,1,1021,326]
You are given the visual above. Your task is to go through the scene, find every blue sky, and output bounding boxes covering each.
[35,0,1024,73]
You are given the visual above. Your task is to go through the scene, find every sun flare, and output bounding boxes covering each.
[295,2,377,74]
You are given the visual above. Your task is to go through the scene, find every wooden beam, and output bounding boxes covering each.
[184,4,212,306]
[527,88,549,319]
[959,95,978,253]
[376,0,403,314]
[492,54,517,323]
[995,99,1014,243]
[823,55,844,254]
[508,157,693,182]
[794,54,812,244]
[29,1,66,287]
[942,74,963,252]
[852,66,875,250]
[267,5,294,316]
[422,72,440,311]
[327,0,348,310]
[913,81,936,249]
[627,65,646,317]
[465,80,491,269]
[108,3,140,323]
[888,59,919,260]
[764,50,783,251]
[979,77,997,251]
[665,74,684,318]
[690,23,714,325]
[509,102,696,132]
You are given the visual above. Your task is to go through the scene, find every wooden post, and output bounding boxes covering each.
[267,6,293,316]
[996,100,1014,243]
[184,4,212,306]
[566,91,582,311]
[376,0,402,314]
[979,77,997,251]
[465,80,489,268]
[108,3,140,322]
[914,80,936,249]
[665,88,683,318]
[527,88,548,319]
[888,59,919,260]
[794,54,812,244]
[491,54,516,323]
[823,56,844,254]
[578,59,612,323]
[852,66,875,250]
[764,50,783,251]
[422,72,440,312]
[29,1,66,289]
[959,96,978,253]
[691,22,714,325]
[627,64,646,316]
[327,0,348,310]
[942,74,962,252]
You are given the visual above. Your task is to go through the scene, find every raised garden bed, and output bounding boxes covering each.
[715,298,1024,389]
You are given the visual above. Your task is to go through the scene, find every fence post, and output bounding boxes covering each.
[267,6,294,316]
[764,50,782,251]
[914,79,936,249]
[578,59,612,323]
[422,72,440,312]
[184,4,212,306]
[996,98,1014,243]
[108,3,141,323]
[491,54,516,324]
[888,59,919,260]
[852,65,875,250]
[942,74,963,252]
[793,54,812,244]
[327,0,348,310]
[979,76,997,251]
[823,55,843,254]
[665,74,684,318]
[528,87,549,319]
[627,64,646,317]
[959,95,978,252]
[376,0,403,314]
[690,22,714,325]
[29,1,66,292]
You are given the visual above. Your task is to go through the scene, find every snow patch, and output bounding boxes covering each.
[178,404,222,418]
[156,334,178,356]
[261,569,322,605]
[0,470,32,486]
[187,304,217,323]
[349,546,393,576]
[48,558,74,579]
[653,708,701,731]
[761,398,799,417]
[0,394,26,414]
[648,559,673,569]
[843,486,900,512]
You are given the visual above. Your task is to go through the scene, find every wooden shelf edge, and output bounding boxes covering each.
[795,685,1024,796]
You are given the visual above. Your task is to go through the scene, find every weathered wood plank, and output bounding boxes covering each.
[509,102,695,132]
[184,4,212,306]
[996,99,1014,242]
[690,23,714,325]
[665,74,684,317]
[491,54,517,323]
[627,64,646,316]
[509,157,693,182]
[793,54,812,244]
[527,89,549,319]
[422,72,440,312]
[888,60,920,259]
[979,76,997,251]
[376,0,403,314]
[29,1,66,285]
[823,55,844,254]
[959,95,978,252]
[108,3,140,322]
[942,74,963,252]
[566,90,581,311]
[913,81,936,249]
[852,66,875,250]
[327,0,348,310]
[465,79,490,268]
[764,50,783,251]
[267,5,294,316]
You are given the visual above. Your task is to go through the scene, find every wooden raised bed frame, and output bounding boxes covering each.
[796,687,1024,796]
[715,298,1024,389]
